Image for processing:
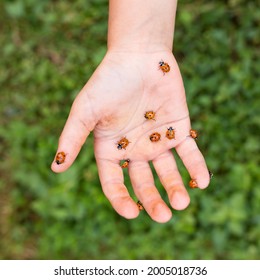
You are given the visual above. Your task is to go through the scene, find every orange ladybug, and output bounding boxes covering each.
[144,111,156,121]
[150,132,161,142]
[190,129,198,140]
[121,159,130,168]
[137,201,144,210]
[189,179,198,189]
[159,60,170,74]
[117,137,130,150]
[55,151,66,165]
[165,127,175,140]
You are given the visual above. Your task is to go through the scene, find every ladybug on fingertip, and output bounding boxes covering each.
[55,151,66,165]
[150,132,161,142]
[144,111,156,121]
[159,60,170,75]
[165,127,175,140]
[121,159,130,168]
[189,179,198,189]
[117,137,130,150]
[190,129,198,140]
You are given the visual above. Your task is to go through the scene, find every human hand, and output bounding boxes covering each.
[51,50,210,223]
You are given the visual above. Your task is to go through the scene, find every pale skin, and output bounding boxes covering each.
[51,0,210,223]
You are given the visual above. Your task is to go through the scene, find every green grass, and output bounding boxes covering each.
[0,0,259,259]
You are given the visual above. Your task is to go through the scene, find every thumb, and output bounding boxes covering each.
[51,90,97,173]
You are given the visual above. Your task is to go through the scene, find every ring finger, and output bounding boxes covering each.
[152,150,190,210]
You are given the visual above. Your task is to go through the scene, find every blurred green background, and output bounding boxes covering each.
[0,0,259,259]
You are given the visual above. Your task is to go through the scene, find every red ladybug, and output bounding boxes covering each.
[144,111,156,121]
[166,127,175,140]
[55,151,66,165]
[159,60,170,74]
[190,129,198,140]
[121,159,130,168]
[150,132,161,142]
[117,137,130,150]
[189,179,198,189]
[137,201,144,210]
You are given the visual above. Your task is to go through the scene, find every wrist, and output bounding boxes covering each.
[107,42,172,53]
[107,0,177,53]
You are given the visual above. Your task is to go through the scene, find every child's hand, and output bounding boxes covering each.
[51,51,210,223]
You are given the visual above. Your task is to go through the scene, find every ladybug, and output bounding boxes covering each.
[209,170,214,179]
[190,129,198,140]
[189,179,198,189]
[150,132,161,142]
[165,127,175,140]
[159,60,170,74]
[121,159,130,168]
[55,151,66,165]
[144,111,156,121]
[117,137,130,150]
[137,201,144,211]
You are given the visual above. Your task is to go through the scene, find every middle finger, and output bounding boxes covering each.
[128,161,172,223]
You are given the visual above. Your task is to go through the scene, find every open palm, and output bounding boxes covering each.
[51,51,210,223]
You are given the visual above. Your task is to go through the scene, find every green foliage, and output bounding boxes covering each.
[0,0,259,259]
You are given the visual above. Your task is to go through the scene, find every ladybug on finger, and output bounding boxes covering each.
[189,129,198,140]
[55,151,66,165]
[137,201,144,211]
[165,127,175,140]
[159,60,170,75]
[120,159,130,168]
[189,179,198,189]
